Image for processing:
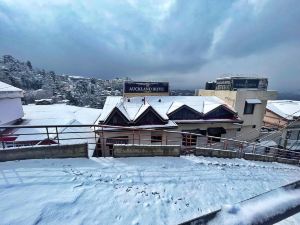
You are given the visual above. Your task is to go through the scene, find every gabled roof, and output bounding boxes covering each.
[98,96,239,126]
[266,100,300,120]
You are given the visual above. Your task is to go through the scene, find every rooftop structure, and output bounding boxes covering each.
[123,81,170,97]
[196,76,277,141]
[207,76,268,91]
[0,81,24,125]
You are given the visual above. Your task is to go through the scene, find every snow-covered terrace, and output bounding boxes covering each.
[0,156,299,225]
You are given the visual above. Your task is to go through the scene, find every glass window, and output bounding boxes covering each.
[244,102,255,114]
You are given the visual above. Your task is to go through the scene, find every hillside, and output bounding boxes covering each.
[0,55,125,108]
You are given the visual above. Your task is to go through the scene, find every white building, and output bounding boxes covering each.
[264,100,300,150]
[0,81,24,126]
[197,77,277,141]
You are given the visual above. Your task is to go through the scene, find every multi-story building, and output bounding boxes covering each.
[96,81,244,156]
[196,77,277,141]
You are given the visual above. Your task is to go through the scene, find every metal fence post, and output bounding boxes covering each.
[46,127,50,145]
[0,130,5,149]
[101,126,105,157]
[55,126,60,144]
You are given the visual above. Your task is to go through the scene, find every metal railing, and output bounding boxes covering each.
[0,124,300,160]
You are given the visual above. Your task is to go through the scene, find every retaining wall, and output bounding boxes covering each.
[195,147,299,165]
[0,143,88,162]
[113,144,180,157]
[195,147,237,158]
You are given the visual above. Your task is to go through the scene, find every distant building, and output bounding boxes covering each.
[196,77,277,141]
[96,95,243,156]
[0,81,24,126]
[264,100,300,150]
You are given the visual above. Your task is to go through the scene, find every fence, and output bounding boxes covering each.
[0,124,300,161]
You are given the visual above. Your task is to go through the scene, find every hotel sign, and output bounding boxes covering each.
[123,81,169,96]
[216,78,268,91]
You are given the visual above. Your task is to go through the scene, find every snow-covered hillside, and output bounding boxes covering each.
[0,55,124,108]
[0,156,299,225]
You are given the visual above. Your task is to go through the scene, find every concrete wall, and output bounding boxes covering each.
[0,97,24,125]
[198,89,277,141]
[195,147,299,165]
[0,143,88,162]
[113,144,181,157]
[99,130,182,156]
[195,147,238,158]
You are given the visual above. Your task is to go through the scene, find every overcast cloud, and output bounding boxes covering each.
[0,0,299,90]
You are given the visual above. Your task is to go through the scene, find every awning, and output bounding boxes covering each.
[246,99,262,104]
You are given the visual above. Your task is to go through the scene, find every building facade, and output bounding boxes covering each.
[196,77,277,141]
[96,95,243,156]
[0,81,24,126]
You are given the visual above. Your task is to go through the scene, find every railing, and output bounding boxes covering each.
[0,124,300,161]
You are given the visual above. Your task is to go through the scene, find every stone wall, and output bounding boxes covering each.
[195,147,237,158]
[113,144,180,157]
[0,143,88,162]
[195,147,299,165]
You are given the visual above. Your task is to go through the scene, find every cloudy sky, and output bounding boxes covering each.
[0,0,299,90]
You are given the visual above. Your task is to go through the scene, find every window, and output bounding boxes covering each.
[182,134,197,146]
[207,127,226,142]
[106,136,129,145]
[237,128,241,132]
[244,102,255,114]
[252,125,256,128]
[151,135,162,144]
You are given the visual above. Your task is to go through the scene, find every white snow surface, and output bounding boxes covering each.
[209,188,300,225]
[0,81,22,92]
[0,156,299,225]
[267,100,300,120]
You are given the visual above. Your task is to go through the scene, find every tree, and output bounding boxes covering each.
[26,61,32,70]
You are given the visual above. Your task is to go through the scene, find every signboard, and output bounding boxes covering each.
[123,81,169,96]
[216,78,268,91]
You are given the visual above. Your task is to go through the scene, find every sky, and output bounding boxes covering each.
[0,0,300,90]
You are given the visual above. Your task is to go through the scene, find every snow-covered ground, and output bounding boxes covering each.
[0,156,299,225]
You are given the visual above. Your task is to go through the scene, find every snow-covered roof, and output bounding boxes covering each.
[12,104,102,142]
[0,81,23,98]
[266,100,300,120]
[98,96,237,124]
